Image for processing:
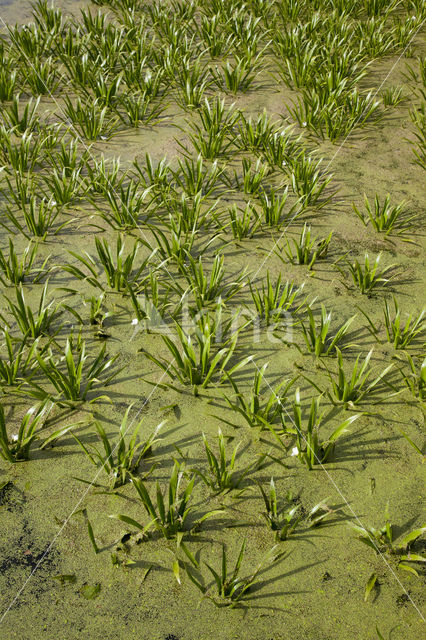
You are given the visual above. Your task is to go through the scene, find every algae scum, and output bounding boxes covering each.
[0,0,425,638]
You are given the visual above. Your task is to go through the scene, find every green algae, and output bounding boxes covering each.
[0,1,425,639]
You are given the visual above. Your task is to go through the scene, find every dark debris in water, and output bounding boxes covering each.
[396,592,411,607]
[0,510,59,608]
[0,480,25,512]
[0,480,13,504]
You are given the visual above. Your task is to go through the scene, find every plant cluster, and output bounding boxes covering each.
[0,0,423,628]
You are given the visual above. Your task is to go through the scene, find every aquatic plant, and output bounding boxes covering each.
[215,161,248,195]
[186,539,279,608]
[325,348,395,407]
[166,192,219,233]
[354,16,394,58]
[0,401,51,462]
[259,480,333,541]
[335,252,397,295]
[274,0,303,21]
[60,51,96,91]
[32,0,64,35]
[392,15,422,55]
[398,354,426,401]
[78,6,108,36]
[111,461,220,539]
[0,329,41,386]
[197,14,236,57]
[280,388,360,470]
[175,55,211,110]
[0,239,49,286]
[236,110,279,152]
[0,95,40,135]
[142,213,205,268]
[352,194,415,236]
[249,274,306,326]
[63,236,153,292]
[43,167,86,206]
[221,363,297,430]
[181,253,246,309]
[172,155,222,198]
[0,282,61,339]
[8,21,51,59]
[90,72,123,107]
[262,128,304,170]
[92,180,150,229]
[287,87,380,143]
[289,154,333,209]
[364,0,400,17]
[64,292,111,334]
[394,420,425,460]
[381,86,405,107]
[275,41,318,89]
[132,153,172,199]
[22,56,60,95]
[276,224,332,269]
[0,170,38,209]
[3,196,70,240]
[0,1,422,628]
[62,96,119,141]
[123,59,166,97]
[1,129,45,172]
[144,303,249,393]
[127,273,176,326]
[30,332,119,404]
[181,97,239,159]
[229,13,264,52]
[84,155,122,195]
[72,406,163,488]
[169,0,198,22]
[360,296,425,349]
[0,62,17,101]
[117,91,166,127]
[259,479,302,541]
[46,138,89,177]
[225,202,261,240]
[195,428,264,494]
[210,53,262,94]
[408,102,426,170]
[350,504,425,576]
[259,189,300,227]
[297,305,356,356]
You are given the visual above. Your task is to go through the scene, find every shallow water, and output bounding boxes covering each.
[0,2,425,640]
